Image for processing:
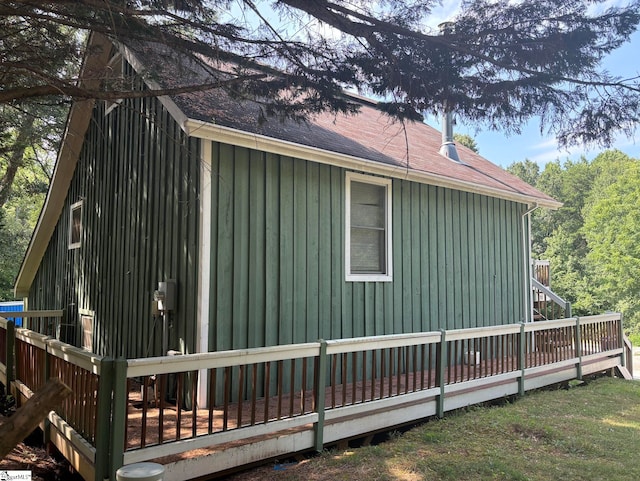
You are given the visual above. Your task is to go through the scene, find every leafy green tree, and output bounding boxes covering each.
[535,159,596,314]
[509,150,640,336]
[587,150,635,206]
[0,140,50,300]
[453,133,479,153]
[528,158,595,259]
[0,101,60,301]
[0,18,72,298]
[0,104,61,209]
[506,159,540,188]
[583,156,640,333]
[505,158,589,259]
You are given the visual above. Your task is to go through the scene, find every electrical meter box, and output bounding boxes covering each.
[157,279,176,311]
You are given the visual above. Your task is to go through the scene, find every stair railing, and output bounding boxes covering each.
[531,278,572,321]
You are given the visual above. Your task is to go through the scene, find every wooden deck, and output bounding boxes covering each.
[123,346,613,466]
[1,313,630,481]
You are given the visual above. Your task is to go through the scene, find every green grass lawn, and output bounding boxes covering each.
[228,377,640,481]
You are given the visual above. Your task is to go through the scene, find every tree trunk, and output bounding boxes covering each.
[0,115,35,209]
[0,378,72,459]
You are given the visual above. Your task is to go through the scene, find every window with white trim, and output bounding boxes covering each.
[69,200,83,249]
[345,172,393,281]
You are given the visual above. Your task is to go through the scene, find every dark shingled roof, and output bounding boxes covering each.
[124,41,558,206]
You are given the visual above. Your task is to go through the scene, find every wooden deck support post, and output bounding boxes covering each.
[436,330,446,418]
[95,357,114,481]
[518,323,526,396]
[575,317,583,380]
[314,340,327,452]
[110,358,128,481]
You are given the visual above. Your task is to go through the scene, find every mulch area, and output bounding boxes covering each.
[0,413,77,481]
[0,443,66,481]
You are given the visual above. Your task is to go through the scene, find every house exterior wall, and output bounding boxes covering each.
[205,140,527,352]
[28,94,200,358]
[25,89,527,359]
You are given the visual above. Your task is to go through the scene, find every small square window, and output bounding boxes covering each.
[69,200,83,249]
[345,172,393,282]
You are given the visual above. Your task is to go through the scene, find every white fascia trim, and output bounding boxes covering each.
[114,41,190,133]
[184,119,561,209]
[14,33,115,298]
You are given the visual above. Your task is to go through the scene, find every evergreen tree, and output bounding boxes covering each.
[0,0,639,147]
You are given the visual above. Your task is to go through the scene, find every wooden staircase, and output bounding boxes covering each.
[532,262,634,380]
[532,261,571,321]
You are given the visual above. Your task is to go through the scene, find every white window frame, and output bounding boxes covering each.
[69,200,83,249]
[345,172,393,282]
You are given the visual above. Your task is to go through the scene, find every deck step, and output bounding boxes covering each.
[615,365,633,380]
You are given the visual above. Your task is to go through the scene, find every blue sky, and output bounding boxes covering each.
[449,29,640,168]
[424,2,640,168]
[226,2,639,168]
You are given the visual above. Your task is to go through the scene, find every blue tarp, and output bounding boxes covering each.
[0,301,23,326]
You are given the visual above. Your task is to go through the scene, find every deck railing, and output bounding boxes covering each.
[0,313,630,481]
[325,332,441,409]
[117,342,320,456]
[1,317,113,481]
[10,309,65,339]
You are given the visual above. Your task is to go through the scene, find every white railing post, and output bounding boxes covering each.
[437,330,446,418]
[618,313,626,368]
[518,323,526,396]
[314,340,327,451]
[575,317,582,380]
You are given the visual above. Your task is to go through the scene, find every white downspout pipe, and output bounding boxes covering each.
[522,204,539,323]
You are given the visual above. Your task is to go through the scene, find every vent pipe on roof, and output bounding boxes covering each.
[437,21,462,164]
[439,110,462,163]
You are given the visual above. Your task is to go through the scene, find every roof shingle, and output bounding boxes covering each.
[126,41,559,207]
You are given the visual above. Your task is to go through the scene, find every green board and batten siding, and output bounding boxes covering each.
[28,94,200,359]
[26,83,526,358]
[206,141,527,352]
